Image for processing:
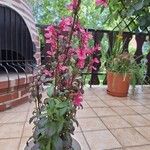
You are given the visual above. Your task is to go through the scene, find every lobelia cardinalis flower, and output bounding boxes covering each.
[59,17,73,31]
[93,58,100,64]
[43,69,52,77]
[59,64,68,71]
[76,49,86,60]
[67,0,78,11]
[73,92,83,106]
[96,0,108,7]
[77,59,85,69]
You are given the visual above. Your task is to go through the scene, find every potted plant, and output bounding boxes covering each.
[25,0,107,149]
[106,33,146,97]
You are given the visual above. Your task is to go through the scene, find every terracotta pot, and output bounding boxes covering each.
[107,71,130,97]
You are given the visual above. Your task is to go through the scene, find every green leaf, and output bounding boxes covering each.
[47,85,54,97]
[53,136,63,150]
[134,1,144,11]
[46,140,51,150]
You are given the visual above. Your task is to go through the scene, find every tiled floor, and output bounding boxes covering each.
[0,86,150,150]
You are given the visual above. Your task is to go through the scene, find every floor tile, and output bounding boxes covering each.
[112,106,137,115]
[84,95,100,101]
[142,114,150,121]
[0,113,17,124]
[111,128,149,147]
[73,132,90,150]
[78,118,106,131]
[0,138,20,150]
[19,137,29,150]
[135,127,150,141]
[7,112,28,123]
[93,107,118,117]
[84,130,121,149]
[86,100,107,108]
[145,105,150,109]
[22,122,33,137]
[5,102,30,113]
[122,115,150,127]
[125,145,150,150]
[82,101,90,108]
[102,99,125,107]
[129,106,150,114]
[101,116,131,129]
[76,108,97,118]
[122,100,142,106]
[0,123,24,139]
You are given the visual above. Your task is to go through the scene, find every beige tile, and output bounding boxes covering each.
[84,95,100,101]
[145,105,150,109]
[78,118,106,131]
[129,106,150,114]
[5,102,30,113]
[135,127,150,141]
[0,113,17,123]
[125,145,150,150]
[86,100,107,108]
[7,112,28,123]
[0,138,20,150]
[82,101,90,108]
[112,107,137,115]
[93,107,118,117]
[103,99,125,106]
[19,137,29,150]
[101,116,131,129]
[73,132,90,150]
[122,100,142,106]
[111,128,149,147]
[142,114,150,121]
[76,108,97,118]
[84,130,121,149]
[0,123,24,139]
[22,122,33,137]
[122,115,150,127]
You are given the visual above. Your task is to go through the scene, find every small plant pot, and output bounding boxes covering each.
[25,138,81,150]
[107,71,130,97]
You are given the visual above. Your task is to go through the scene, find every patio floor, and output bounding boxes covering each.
[0,86,150,150]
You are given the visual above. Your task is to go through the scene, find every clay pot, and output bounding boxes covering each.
[107,71,130,97]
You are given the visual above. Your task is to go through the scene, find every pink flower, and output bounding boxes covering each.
[96,0,108,7]
[93,58,99,63]
[59,17,73,31]
[43,69,52,77]
[77,59,85,69]
[47,51,56,56]
[59,65,68,71]
[73,92,83,106]
[58,54,66,62]
[67,0,78,11]
[76,49,86,60]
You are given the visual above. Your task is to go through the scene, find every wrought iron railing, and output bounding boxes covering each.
[38,25,150,86]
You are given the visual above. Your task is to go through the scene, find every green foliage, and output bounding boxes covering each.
[107,0,150,32]
[27,0,109,29]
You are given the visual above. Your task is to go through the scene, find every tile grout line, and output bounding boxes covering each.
[84,89,150,148]
[17,103,31,150]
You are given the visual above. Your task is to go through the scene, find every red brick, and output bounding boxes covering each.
[11,96,29,107]
[0,92,18,103]
[0,104,6,111]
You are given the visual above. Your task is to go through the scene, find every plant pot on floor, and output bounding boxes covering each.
[107,71,130,97]
[25,138,81,150]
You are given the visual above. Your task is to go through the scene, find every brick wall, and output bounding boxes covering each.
[0,0,39,111]
[0,0,40,64]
